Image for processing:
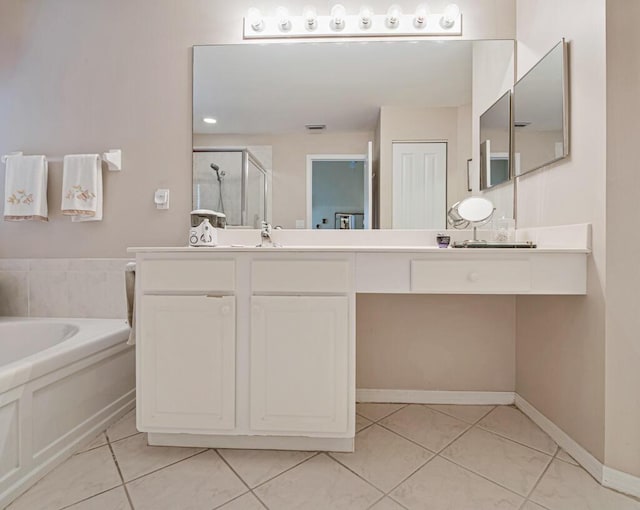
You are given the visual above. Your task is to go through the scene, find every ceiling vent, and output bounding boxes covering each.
[305,124,327,132]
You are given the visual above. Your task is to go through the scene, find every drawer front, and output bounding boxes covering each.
[252,260,350,293]
[411,259,531,293]
[141,260,235,292]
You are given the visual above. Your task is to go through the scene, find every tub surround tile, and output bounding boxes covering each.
[126,450,246,510]
[441,427,552,496]
[29,259,71,271]
[0,271,28,316]
[254,454,382,510]
[68,271,110,318]
[28,271,70,317]
[380,404,470,452]
[217,449,315,488]
[391,456,524,510]
[7,445,121,510]
[427,404,496,424]
[103,270,127,319]
[217,492,266,509]
[478,406,558,455]
[530,459,640,510]
[110,433,205,482]
[0,259,28,271]
[68,259,131,272]
[330,424,433,493]
[355,403,406,422]
[65,486,130,510]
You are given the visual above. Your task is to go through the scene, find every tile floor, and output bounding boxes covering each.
[7,404,640,510]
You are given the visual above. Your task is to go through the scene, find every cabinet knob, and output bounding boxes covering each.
[468,272,480,282]
[221,305,231,316]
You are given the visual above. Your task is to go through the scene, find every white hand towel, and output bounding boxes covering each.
[61,154,103,221]
[3,155,49,222]
[125,262,136,345]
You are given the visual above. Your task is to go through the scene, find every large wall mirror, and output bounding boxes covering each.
[193,40,514,229]
[513,39,569,176]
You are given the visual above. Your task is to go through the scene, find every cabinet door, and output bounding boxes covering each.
[139,295,235,431]
[250,296,349,434]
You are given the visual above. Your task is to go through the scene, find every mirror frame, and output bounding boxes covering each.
[479,90,513,191]
[513,39,570,177]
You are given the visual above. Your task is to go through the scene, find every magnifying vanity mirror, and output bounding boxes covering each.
[193,40,515,229]
[513,39,569,175]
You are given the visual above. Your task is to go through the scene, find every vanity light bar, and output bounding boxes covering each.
[243,5,462,39]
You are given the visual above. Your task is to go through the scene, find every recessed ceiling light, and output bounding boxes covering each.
[203,117,217,124]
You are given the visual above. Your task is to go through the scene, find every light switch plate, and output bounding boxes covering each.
[154,189,170,209]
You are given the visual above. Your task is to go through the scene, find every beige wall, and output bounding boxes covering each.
[604,0,640,478]
[515,0,607,462]
[194,132,372,228]
[0,0,515,258]
[357,295,515,391]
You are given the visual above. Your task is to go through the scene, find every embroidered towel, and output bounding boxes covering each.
[61,154,103,221]
[3,155,49,222]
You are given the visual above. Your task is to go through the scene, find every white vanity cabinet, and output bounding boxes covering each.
[139,294,236,431]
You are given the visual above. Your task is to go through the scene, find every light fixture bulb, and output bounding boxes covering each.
[414,3,430,27]
[386,4,402,27]
[331,4,347,29]
[275,6,291,30]
[440,3,460,28]
[302,5,317,29]
[247,8,264,31]
[203,117,217,124]
[358,6,374,28]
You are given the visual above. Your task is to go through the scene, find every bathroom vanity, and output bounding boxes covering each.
[129,230,588,452]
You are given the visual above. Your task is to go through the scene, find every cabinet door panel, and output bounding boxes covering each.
[139,295,235,431]
[251,296,349,434]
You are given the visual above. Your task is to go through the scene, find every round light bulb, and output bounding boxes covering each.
[302,5,317,29]
[275,6,291,30]
[331,4,347,29]
[247,8,264,31]
[440,3,460,28]
[414,3,430,27]
[203,117,217,124]
[386,4,402,27]
[359,6,374,28]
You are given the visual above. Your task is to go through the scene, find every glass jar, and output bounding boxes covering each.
[493,217,515,243]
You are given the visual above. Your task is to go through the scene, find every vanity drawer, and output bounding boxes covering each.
[411,259,531,293]
[141,260,235,292]
[252,260,350,293]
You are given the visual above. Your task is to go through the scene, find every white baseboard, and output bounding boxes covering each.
[603,466,640,499]
[515,395,604,483]
[356,389,515,405]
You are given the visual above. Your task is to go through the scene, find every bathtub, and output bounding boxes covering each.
[0,318,135,508]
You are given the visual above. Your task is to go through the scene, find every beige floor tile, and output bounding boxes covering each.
[216,492,266,509]
[217,449,315,488]
[521,501,549,510]
[391,456,523,510]
[111,433,205,482]
[331,424,433,492]
[556,448,579,465]
[65,487,130,510]
[7,446,121,510]
[428,404,495,424]
[107,410,140,443]
[478,407,558,455]
[356,403,406,422]
[356,414,373,432]
[381,405,470,452]
[370,496,407,509]
[254,454,382,510]
[441,427,552,496]
[530,458,640,510]
[126,450,245,510]
[77,432,108,453]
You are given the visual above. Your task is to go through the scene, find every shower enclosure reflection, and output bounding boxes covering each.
[192,148,268,228]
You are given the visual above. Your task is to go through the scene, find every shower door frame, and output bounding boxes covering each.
[193,147,269,227]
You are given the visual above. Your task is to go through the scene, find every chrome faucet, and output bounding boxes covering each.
[257,221,280,247]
